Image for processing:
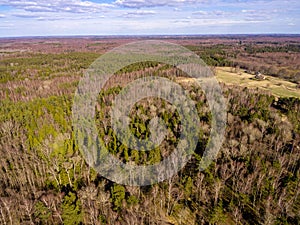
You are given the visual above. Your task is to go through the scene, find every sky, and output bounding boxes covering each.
[0,0,299,37]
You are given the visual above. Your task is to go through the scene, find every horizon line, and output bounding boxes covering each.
[0,33,300,39]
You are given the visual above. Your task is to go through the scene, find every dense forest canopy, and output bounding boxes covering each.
[0,36,300,224]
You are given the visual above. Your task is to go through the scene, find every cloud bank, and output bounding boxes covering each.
[0,0,298,36]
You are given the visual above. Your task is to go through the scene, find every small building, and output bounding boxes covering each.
[255,72,265,80]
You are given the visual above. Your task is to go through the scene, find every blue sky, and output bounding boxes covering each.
[0,0,299,37]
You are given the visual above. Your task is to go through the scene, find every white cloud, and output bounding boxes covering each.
[0,0,113,13]
[12,13,40,18]
[239,9,280,22]
[193,10,208,15]
[114,0,208,8]
[241,9,255,13]
[213,10,226,16]
[192,10,228,18]
[173,19,191,24]
[121,10,156,18]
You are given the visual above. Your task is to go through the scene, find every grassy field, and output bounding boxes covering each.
[215,67,300,98]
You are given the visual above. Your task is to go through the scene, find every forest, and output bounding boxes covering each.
[0,35,300,224]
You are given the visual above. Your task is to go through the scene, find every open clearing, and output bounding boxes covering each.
[216,67,300,98]
[178,67,300,98]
